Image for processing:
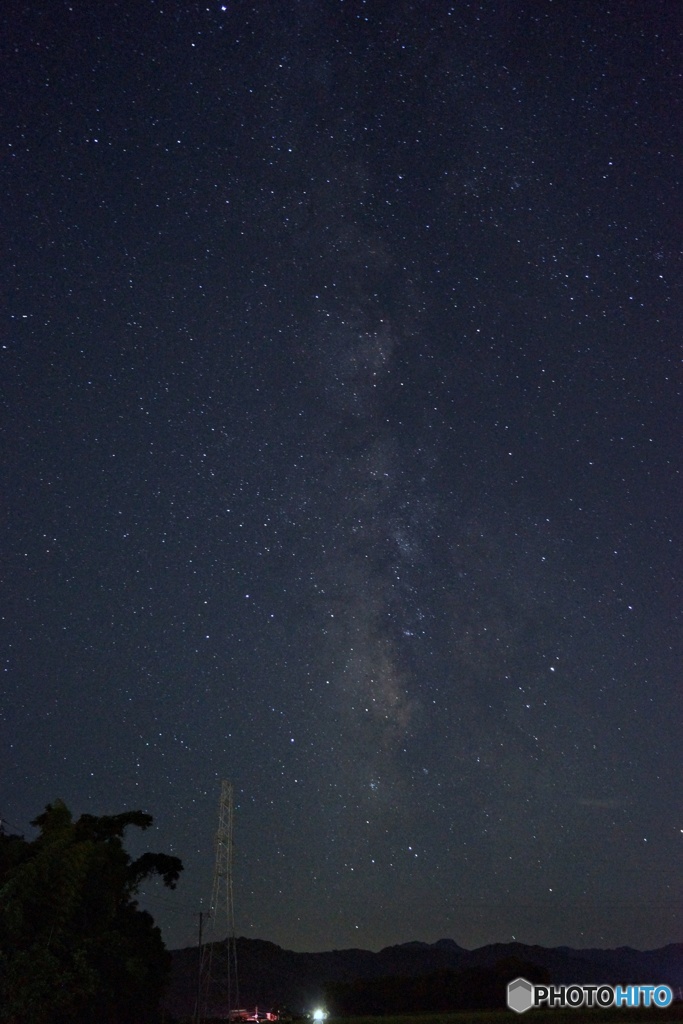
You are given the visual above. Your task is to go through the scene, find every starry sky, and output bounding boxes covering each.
[2,0,681,955]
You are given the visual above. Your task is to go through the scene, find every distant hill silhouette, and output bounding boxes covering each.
[164,936,683,1018]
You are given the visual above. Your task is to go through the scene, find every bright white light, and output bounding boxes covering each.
[312,1010,327,1021]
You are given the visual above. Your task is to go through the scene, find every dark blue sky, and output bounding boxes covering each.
[2,0,680,953]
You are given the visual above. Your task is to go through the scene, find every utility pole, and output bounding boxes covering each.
[193,911,204,1024]
[198,780,239,1020]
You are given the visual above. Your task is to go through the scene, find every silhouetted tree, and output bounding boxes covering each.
[0,800,182,1024]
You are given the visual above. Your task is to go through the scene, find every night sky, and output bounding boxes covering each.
[2,0,681,955]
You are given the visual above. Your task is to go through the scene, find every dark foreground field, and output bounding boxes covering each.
[327,1010,683,1024]
[181,1008,683,1024]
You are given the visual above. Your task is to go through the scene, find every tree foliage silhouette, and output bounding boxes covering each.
[0,800,182,1024]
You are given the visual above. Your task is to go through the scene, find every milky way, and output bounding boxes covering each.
[2,0,680,954]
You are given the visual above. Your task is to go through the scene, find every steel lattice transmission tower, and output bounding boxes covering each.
[197,779,239,1022]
